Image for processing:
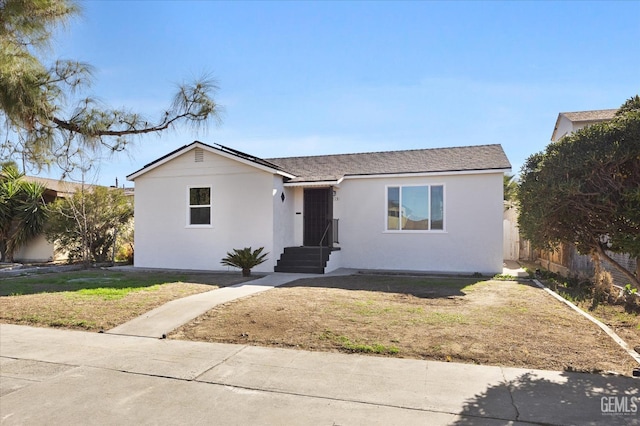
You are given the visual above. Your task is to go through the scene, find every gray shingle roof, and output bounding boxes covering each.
[267,144,511,183]
[561,109,616,122]
[127,141,511,183]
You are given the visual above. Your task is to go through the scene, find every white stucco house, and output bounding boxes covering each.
[127,142,511,274]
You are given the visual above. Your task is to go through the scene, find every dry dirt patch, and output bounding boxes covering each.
[568,297,640,346]
[0,269,254,331]
[170,274,638,375]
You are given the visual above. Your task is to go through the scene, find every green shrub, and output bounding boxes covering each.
[623,284,639,313]
[220,247,269,277]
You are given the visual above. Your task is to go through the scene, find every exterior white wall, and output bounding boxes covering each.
[325,249,342,273]
[14,234,55,262]
[334,172,504,274]
[292,187,304,246]
[553,116,574,141]
[553,117,600,142]
[132,149,276,272]
[272,177,296,262]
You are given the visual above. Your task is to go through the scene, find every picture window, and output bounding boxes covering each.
[386,185,444,231]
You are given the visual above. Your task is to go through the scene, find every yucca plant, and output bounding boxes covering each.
[220,246,269,277]
[0,163,48,262]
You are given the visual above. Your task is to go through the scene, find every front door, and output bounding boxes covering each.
[303,187,333,246]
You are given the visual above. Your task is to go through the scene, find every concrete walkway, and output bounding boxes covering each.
[107,272,321,338]
[2,324,638,425]
[502,260,530,278]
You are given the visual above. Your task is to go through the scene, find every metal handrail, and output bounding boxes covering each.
[319,220,332,269]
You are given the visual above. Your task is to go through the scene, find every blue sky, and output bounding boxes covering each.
[45,1,640,186]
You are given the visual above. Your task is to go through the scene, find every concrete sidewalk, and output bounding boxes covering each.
[2,324,638,425]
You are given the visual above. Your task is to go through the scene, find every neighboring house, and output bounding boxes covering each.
[12,177,134,263]
[550,109,616,142]
[128,141,511,275]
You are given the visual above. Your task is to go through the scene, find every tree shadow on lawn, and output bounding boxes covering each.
[279,274,479,299]
[0,269,255,296]
[452,370,640,425]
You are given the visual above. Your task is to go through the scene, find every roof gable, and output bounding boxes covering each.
[127,141,295,181]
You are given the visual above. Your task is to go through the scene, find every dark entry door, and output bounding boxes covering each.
[303,187,333,246]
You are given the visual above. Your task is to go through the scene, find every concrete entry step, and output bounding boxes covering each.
[275,246,331,274]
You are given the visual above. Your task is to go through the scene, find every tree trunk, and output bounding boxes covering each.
[595,245,640,288]
[3,240,15,263]
[242,268,251,277]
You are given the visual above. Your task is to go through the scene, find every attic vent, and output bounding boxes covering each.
[194,148,204,163]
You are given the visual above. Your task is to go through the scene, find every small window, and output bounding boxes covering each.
[386,185,444,231]
[188,187,211,225]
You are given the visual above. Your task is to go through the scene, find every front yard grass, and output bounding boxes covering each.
[0,269,254,330]
[170,274,639,375]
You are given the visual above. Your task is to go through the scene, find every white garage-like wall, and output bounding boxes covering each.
[132,148,277,272]
[13,234,55,263]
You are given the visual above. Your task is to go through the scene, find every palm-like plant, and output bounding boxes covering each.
[220,246,269,277]
[503,174,519,212]
[0,163,48,262]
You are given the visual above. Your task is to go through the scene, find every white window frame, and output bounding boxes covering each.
[384,184,446,233]
[186,185,213,228]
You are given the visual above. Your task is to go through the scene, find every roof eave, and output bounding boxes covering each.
[283,177,344,187]
[276,170,297,179]
[343,167,512,180]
